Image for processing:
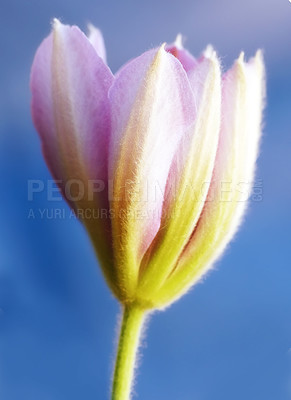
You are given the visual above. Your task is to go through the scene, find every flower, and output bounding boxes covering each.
[30,20,265,310]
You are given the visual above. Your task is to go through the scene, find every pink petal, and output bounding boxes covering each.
[166,34,197,73]
[108,45,196,296]
[137,49,221,299]
[30,20,118,293]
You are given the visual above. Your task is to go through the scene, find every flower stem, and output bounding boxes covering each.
[111,305,146,400]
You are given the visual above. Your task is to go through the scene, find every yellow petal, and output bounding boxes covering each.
[136,51,222,302]
[152,51,265,308]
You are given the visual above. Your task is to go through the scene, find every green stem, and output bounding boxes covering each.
[111,305,146,400]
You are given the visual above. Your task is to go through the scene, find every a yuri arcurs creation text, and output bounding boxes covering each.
[30,19,265,400]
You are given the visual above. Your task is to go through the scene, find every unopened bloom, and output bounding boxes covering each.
[30,20,265,310]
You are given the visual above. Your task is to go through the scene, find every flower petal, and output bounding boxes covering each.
[137,49,221,300]
[153,51,265,308]
[108,45,196,299]
[30,20,118,295]
[87,23,107,63]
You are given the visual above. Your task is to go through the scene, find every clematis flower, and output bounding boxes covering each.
[30,19,265,400]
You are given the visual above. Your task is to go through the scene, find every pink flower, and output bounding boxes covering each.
[30,20,265,309]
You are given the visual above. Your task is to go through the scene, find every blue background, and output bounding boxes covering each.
[1,0,291,399]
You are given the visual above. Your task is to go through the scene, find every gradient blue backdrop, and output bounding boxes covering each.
[1,0,291,399]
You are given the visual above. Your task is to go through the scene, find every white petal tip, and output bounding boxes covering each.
[237,50,263,67]
[203,44,216,59]
[174,33,184,49]
[87,22,99,35]
[249,50,265,76]
[243,50,264,71]
[160,42,167,51]
[255,49,264,63]
[52,18,62,29]
[238,51,245,63]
